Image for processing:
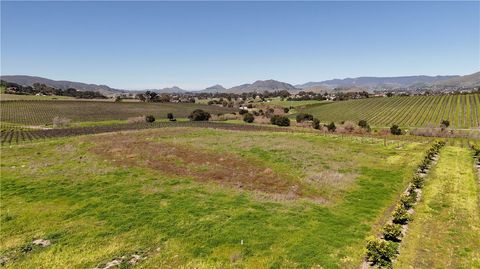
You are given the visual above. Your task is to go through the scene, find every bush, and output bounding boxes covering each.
[283,107,290,113]
[358,120,368,128]
[390,124,402,135]
[365,236,398,267]
[167,113,175,121]
[296,113,314,123]
[145,115,155,123]
[239,109,248,115]
[412,175,424,188]
[441,119,450,128]
[189,109,211,121]
[392,205,410,225]
[312,118,320,129]
[383,223,402,241]
[327,122,336,132]
[399,193,415,209]
[270,115,290,126]
[243,113,254,123]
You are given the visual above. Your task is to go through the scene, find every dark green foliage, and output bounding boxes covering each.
[365,236,398,267]
[327,122,336,132]
[296,113,314,123]
[312,118,320,129]
[358,120,371,132]
[399,193,415,209]
[392,205,410,225]
[440,119,450,128]
[358,120,368,128]
[412,175,424,188]
[390,124,402,135]
[145,115,155,123]
[243,113,254,123]
[383,223,402,241]
[270,115,290,126]
[239,109,248,115]
[283,107,290,113]
[167,113,175,121]
[189,109,211,121]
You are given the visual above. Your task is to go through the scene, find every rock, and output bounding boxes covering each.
[0,256,9,266]
[32,239,51,247]
[128,254,141,265]
[263,168,273,174]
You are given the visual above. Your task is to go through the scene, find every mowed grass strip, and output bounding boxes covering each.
[395,146,480,268]
[0,128,427,268]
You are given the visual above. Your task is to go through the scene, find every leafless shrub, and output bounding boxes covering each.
[52,116,71,128]
[335,121,366,134]
[254,116,271,124]
[127,116,146,123]
[210,113,239,121]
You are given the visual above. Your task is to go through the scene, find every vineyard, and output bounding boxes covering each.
[0,100,235,127]
[0,121,297,145]
[300,94,480,129]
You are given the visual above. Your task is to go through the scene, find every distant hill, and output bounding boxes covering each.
[201,84,227,93]
[146,86,187,94]
[297,75,459,90]
[225,80,298,93]
[432,72,480,88]
[0,75,123,96]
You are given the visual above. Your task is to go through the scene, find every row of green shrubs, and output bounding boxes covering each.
[365,141,446,268]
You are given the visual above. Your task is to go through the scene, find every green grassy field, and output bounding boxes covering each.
[395,146,480,268]
[267,98,328,108]
[0,128,429,268]
[0,100,236,127]
[300,94,480,129]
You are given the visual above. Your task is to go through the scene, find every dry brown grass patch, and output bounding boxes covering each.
[88,133,304,197]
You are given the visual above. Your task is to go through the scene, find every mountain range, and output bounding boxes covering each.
[296,75,460,90]
[0,75,123,96]
[2,72,479,96]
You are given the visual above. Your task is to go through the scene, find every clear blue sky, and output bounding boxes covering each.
[1,1,479,90]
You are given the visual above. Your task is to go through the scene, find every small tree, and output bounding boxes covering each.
[440,119,450,130]
[145,115,155,123]
[390,124,402,135]
[296,113,314,123]
[312,118,320,129]
[283,107,290,113]
[189,109,211,121]
[167,113,175,121]
[239,109,248,115]
[327,122,336,132]
[358,120,371,132]
[243,113,254,123]
[270,115,290,126]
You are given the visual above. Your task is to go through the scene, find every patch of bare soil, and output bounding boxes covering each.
[88,133,305,198]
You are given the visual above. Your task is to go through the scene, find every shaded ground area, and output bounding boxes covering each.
[395,146,480,268]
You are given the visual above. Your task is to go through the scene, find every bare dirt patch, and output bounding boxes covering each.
[88,133,305,198]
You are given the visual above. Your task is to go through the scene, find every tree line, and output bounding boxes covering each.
[1,81,107,99]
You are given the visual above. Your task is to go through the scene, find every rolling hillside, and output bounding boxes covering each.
[300,94,480,128]
[0,75,124,96]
